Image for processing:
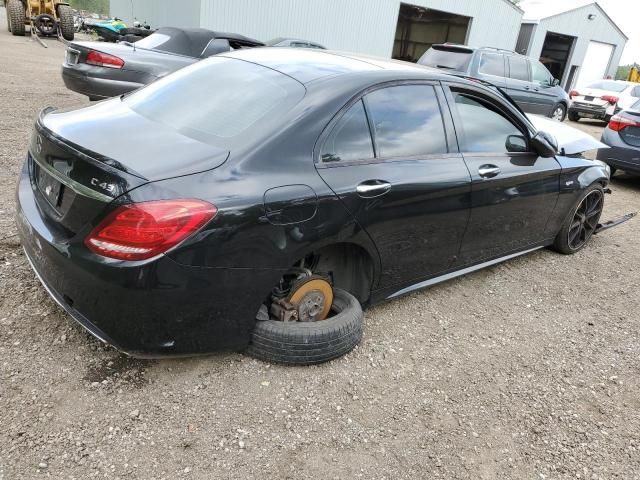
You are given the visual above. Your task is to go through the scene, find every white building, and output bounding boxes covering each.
[110,0,524,62]
[110,0,627,83]
[516,1,628,89]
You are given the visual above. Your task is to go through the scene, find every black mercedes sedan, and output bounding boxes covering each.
[18,48,616,364]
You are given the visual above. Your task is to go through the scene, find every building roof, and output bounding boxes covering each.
[519,1,628,40]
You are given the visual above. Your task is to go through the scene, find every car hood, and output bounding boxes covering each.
[527,114,608,155]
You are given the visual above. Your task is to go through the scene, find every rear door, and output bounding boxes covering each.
[443,84,561,264]
[504,55,538,114]
[316,83,471,289]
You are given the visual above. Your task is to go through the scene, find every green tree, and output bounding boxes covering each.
[616,63,640,81]
[68,0,109,15]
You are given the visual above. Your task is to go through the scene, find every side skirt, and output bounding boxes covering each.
[383,245,546,301]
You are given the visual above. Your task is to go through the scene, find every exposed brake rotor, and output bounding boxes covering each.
[287,276,333,322]
[270,274,333,322]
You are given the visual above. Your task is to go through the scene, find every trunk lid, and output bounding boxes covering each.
[31,104,229,236]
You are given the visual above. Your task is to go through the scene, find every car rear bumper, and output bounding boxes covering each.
[15,161,279,357]
[596,145,640,174]
[62,64,146,99]
[569,104,609,120]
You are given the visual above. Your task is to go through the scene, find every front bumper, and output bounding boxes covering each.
[16,162,279,357]
[62,64,146,99]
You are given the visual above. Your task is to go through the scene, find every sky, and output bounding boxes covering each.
[521,0,639,65]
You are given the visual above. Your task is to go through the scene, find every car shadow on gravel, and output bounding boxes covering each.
[84,355,153,388]
[611,173,640,190]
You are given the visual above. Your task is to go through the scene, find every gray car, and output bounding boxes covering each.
[62,27,264,100]
[596,99,640,176]
[418,44,570,121]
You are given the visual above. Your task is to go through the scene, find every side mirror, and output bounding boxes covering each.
[201,38,231,58]
[552,78,560,86]
[505,134,528,153]
[531,131,558,158]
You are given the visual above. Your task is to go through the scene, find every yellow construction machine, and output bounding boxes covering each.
[6,0,74,41]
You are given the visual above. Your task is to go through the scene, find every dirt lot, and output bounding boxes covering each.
[1,10,640,480]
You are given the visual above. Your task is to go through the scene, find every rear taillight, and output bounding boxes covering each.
[86,50,125,69]
[601,95,619,105]
[608,114,640,132]
[85,200,217,261]
[569,90,579,99]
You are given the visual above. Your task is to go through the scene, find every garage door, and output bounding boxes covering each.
[576,41,614,87]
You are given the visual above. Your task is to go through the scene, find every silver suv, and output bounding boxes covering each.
[419,44,570,121]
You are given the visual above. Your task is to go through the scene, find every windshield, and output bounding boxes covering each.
[124,57,305,146]
[586,81,628,92]
[418,47,472,72]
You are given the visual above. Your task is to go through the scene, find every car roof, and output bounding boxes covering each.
[152,27,263,57]
[221,47,447,84]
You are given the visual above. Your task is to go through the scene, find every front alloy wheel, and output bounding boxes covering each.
[553,185,605,254]
[567,189,604,250]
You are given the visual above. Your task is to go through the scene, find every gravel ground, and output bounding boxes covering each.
[1,10,640,479]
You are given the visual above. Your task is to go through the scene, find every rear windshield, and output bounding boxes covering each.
[124,57,305,145]
[418,47,472,72]
[586,81,628,92]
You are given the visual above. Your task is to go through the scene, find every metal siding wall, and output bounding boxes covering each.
[109,0,201,28]
[527,4,627,81]
[198,0,523,58]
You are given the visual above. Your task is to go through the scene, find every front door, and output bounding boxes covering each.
[444,86,561,264]
[316,83,471,289]
[530,59,560,116]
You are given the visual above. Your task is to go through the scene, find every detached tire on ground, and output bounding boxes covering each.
[57,4,74,41]
[7,0,25,36]
[247,288,363,365]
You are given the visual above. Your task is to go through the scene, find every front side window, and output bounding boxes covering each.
[508,56,530,82]
[365,85,447,158]
[479,53,505,77]
[531,60,553,86]
[320,100,374,163]
[453,93,526,153]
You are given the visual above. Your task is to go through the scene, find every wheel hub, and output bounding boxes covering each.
[288,278,333,322]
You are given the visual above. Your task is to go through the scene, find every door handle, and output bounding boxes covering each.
[356,180,391,197]
[478,165,501,178]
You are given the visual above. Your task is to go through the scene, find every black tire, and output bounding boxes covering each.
[246,288,363,365]
[119,27,146,36]
[568,110,579,122]
[57,4,74,41]
[7,0,25,36]
[609,166,617,178]
[552,183,604,255]
[551,103,567,122]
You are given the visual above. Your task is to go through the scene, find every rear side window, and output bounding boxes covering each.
[418,47,472,72]
[632,86,640,98]
[125,57,304,145]
[479,53,505,77]
[531,60,553,85]
[508,56,529,81]
[453,93,525,152]
[365,85,447,158]
[321,101,374,163]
